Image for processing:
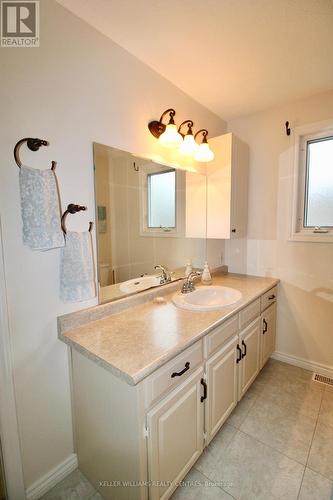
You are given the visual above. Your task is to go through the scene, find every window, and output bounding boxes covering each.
[147,170,176,228]
[304,137,333,228]
[139,163,183,237]
[292,121,333,242]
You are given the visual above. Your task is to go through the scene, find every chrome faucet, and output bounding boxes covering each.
[181,271,201,294]
[154,265,172,285]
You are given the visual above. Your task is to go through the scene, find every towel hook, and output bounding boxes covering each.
[14,137,57,170]
[61,204,93,234]
[285,121,291,136]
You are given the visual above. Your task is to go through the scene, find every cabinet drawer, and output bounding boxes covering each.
[145,340,203,407]
[239,298,260,329]
[204,315,239,358]
[261,286,277,312]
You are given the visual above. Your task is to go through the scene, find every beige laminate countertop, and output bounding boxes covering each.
[58,274,279,385]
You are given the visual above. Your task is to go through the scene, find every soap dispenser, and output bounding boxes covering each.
[201,261,212,285]
[185,260,193,277]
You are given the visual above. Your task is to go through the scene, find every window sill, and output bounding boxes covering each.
[140,229,182,238]
[289,232,333,243]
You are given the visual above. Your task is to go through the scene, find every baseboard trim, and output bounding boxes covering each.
[271,351,333,378]
[25,453,78,500]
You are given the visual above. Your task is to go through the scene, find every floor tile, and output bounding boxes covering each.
[259,359,313,382]
[307,423,333,480]
[255,378,323,419]
[258,360,322,392]
[171,468,234,499]
[298,467,333,500]
[318,391,333,428]
[41,469,97,500]
[195,423,237,478]
[227,382,262,428]
[240,397,317,464]
[206,430,304,499]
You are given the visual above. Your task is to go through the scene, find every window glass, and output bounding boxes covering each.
[148,170,176,228]
[304,136,333,227]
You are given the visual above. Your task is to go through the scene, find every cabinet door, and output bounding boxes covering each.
[146,368,204,500]
[261,303,277,368]
[230,135,249,239]
[206,133,249,239]
[205,335,238,444]
[238,318,260,399]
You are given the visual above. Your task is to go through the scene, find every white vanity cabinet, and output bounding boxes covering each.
[70,286,277,500]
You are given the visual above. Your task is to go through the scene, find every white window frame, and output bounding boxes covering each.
[139,163,183,238]
[290,119,333,243]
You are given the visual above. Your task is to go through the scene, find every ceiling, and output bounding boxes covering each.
[56,0,333,120]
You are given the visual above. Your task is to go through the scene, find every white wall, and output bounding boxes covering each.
[0,0,226,489]
[226,89,333,373]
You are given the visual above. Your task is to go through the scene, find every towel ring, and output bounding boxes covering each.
[14,137,57,170]
[61,204,93,234]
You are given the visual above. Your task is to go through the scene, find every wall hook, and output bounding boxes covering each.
[133,161,139,172]
[285,121,291,136]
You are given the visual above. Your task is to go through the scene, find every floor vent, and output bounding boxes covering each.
[312,373,333,387]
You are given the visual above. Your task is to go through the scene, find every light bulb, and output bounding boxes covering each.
[158,124,183,148]
[194,142,215,162]
[179,134,198,156]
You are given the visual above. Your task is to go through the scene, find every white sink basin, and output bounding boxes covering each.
[172,285,242,311]
[120,275,160,294]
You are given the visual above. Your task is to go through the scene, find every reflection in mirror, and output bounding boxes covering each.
[93,143,207,303]
[148,169,175,229]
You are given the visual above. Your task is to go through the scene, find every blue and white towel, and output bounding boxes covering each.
[19,165,64,250]
[60,231,96,302]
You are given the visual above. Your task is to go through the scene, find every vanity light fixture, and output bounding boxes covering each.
[178,120,198,156]
[148,108,183,148]
[148,111,215,161]
[194,129,215,162]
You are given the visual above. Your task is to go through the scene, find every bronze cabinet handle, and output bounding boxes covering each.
[171,362,190,378]
[263,319,268,334]
[236,344,242,363]
[200,378,207,402]
[241,340,247,358]
[268,294,276,300]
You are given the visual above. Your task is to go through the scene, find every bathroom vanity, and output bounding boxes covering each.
[58,274,278,500]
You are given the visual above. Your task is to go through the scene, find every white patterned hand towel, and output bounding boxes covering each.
[60,231,96,302]
[19,165,64,250]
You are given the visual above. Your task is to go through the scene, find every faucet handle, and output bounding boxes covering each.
[188,271,202,281]
[181,270,201,294]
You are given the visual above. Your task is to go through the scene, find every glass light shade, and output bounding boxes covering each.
[194,142,215,162]
[179,134,198,156]
[158,124,183,148]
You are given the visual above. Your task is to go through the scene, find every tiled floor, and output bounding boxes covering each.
[42,360,333,500]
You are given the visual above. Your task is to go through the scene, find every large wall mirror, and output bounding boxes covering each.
[94,142,208,303]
